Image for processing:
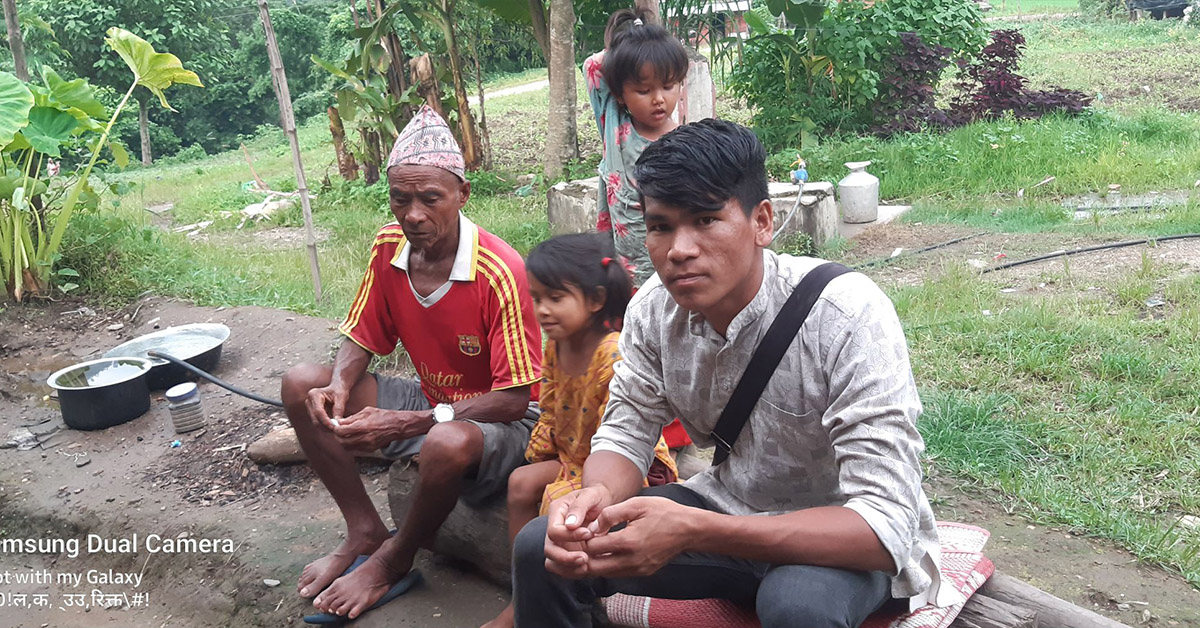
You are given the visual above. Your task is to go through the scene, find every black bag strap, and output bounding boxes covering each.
[710,262,851,466]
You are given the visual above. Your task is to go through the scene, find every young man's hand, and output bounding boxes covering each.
[543,486,614,578]
[578,496,696,578]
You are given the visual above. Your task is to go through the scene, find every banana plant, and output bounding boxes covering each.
[0,27,200,301]
[312,2,423,185]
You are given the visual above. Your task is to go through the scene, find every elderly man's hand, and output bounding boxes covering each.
[543,486,613,579]
[577,496,695,579]
[305,383,351,431]
[328,407,430,451]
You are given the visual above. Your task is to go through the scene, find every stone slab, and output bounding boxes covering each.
[839,204,912,241]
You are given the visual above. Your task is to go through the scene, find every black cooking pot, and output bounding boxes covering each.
[103,323,230,390]
[46,357,153,430]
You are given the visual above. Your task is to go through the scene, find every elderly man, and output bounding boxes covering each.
[281,106,541,620]
[511,119,957,627]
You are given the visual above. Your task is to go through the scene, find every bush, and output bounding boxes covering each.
[950,30,1093,124]
[293,90,333,124]
[730,0,985,149]
[58,213,167,303]
[772,231,815,257]
[466,170,512,197]
[159,143,209,165]
[872,33,955,137]
[1080,0,1128,18]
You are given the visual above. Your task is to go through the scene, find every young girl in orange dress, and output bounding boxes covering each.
[480,233,676,628]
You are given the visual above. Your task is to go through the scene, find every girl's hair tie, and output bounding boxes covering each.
[633,17,644,26]
[601,257,614,267]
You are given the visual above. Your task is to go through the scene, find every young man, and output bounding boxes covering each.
[281,106,541,620]
[511,120,957,628]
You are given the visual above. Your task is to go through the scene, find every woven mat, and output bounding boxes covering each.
[603,521,993,628]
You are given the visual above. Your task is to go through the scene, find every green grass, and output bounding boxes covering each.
[784,109,1200,204]
[1016,19,1200,114]
[483,67,601,174]
[893,264,1200,585]
[986,0,1079,17]
[482,67,548,91]
[65,140,549,320]
[903,195,1200,236]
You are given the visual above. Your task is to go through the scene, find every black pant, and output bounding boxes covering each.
[512,484,894,628]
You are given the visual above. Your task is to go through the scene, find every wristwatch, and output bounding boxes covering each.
[432,403,456,423]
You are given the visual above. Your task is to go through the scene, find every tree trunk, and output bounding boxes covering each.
[544,0,579,179]
[328,106,359,181]
[2,0,28,81]
[439,0,482,171]
[527,0,550,64]
[469,38,492,170]
[138,99,153,166]
[376,0,413,137]
[635,0,661,24]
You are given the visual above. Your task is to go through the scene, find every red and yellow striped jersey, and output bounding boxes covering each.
[339,220,542,404]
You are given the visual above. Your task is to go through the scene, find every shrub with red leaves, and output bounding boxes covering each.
[873,32,955,136]
[950,29,1093,123]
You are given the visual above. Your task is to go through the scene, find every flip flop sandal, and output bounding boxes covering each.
[302,568,424,625]
[298,530,398,600]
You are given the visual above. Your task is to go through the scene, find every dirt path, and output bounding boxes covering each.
[3,220,1199,626]
[0,297,503,627]
[468,79,548,106]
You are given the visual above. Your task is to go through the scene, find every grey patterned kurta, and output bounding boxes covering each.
[591,250,959,610]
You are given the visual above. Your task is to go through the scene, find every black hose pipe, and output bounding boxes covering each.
[982,233,1200,273]
[855,232,989,270]
[147,350,284,407]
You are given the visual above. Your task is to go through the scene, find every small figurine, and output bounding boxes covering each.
[789,155,808,188]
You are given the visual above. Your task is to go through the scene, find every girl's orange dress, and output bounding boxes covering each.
[525,332,677,515]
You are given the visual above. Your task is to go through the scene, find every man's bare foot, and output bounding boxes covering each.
[480,602,515,628]
[297,529,390,598]
[313,554,407,619]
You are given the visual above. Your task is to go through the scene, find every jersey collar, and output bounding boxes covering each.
[391,212,480,282]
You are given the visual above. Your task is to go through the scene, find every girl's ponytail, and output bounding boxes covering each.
[598,253,634,330]
[526,233,634,331]
[604,8,653,49]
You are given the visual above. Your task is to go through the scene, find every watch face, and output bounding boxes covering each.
[434,405,453,423]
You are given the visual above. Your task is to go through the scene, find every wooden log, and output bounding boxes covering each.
[951,591,1037,628]
[387,462,513,587]
[979,572,1134,628]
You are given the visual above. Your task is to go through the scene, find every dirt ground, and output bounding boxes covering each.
[1,222,1199,627]
[0,297,504,627]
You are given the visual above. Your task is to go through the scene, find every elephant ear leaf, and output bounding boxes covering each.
[43,69,107,119]
[105,27,203,111]
[22,107,79,157]
[108,140,130,168]
[0,71,35,147]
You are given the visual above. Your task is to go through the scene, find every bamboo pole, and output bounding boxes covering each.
[257,0,323,302]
